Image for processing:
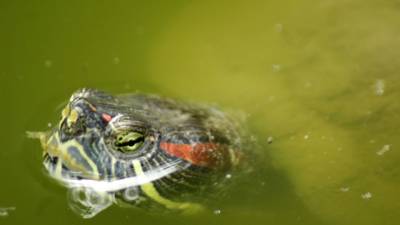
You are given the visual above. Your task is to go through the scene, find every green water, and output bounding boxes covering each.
[1,0,399,224]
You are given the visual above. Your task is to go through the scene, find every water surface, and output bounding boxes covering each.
[1,1,399,225]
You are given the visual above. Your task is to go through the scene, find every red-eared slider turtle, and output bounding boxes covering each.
[31,88,245,218]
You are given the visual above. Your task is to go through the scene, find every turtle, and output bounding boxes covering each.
[30,88,246,218]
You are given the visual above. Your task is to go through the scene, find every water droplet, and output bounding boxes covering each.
[44,60,53,68]
[376,144,391,156]
[374,79,385,96]
[213,209,222,215]
[274,23,283,33]
[304,82,312,88]
[250,135,257,142]
[0,207,15,217]
[361,192,372,200]
[123,186,139,201]
[267,136,274,144]
[268,96,276,102]
[272,64,281,72]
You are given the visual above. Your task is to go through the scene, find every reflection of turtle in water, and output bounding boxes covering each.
[31,89,245,218]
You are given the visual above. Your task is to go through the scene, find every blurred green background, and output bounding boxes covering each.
[1,0,399,224]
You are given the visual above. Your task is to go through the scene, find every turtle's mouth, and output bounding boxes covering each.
[42,152,85,180]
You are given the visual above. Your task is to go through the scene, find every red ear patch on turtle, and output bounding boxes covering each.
[101,113,113,123]
[160,142,230,168]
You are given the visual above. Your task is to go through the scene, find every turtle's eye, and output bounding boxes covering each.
[114,131,144,153]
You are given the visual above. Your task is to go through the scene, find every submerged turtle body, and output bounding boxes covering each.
[37,88,244,218]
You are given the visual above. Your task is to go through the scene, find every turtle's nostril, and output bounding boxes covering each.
[67,109,80,126]
[60,108,86,138]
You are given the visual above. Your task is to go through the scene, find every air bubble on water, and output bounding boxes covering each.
[123,187,139,202]
[44,60,53,68]
[272,64,281,72]
[361,192,372,200]
[213,209,222,215]
[250,135,257,142]
[68,187,113,219]
[304,82,312,88]
[376,144,391,156]
[47,122,52,128]
[304,134,310,140]
[274,23,283,33]
[340,187,350,192]
[268,96,276,102]
[374,79,385,96]
[225,174,232,179]
[113,57,120,65]
[267,136,274,144]
[0,207,15,217]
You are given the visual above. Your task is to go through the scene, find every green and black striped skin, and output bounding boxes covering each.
[41,88,243,211]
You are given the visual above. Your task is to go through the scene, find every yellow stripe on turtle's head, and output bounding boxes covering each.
[42,131,102,180]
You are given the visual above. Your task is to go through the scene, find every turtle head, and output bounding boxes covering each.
[42,89,158,182]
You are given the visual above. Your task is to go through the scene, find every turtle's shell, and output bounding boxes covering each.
[39,88,244,217]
